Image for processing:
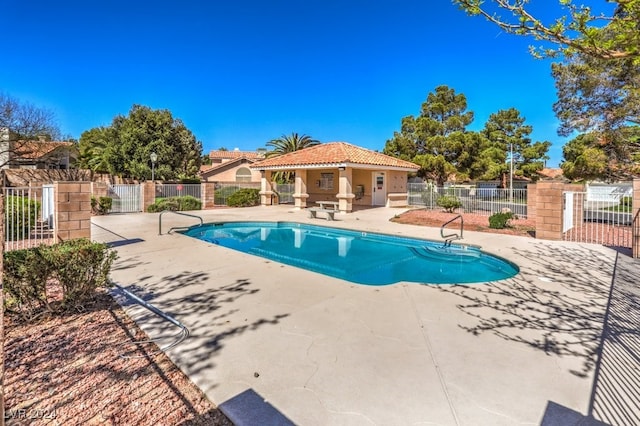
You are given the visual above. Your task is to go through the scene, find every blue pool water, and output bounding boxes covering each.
[181,221,519,285]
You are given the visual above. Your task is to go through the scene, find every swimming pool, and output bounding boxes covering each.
[181,221,519,285]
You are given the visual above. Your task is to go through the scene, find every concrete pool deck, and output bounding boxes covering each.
[91,206,640,426]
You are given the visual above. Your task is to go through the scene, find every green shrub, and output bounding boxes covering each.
[179,177,201,184]
[91,196,113,215]
[3,239,117,319]
[620,196,632,208]
[227,188,260,207]
[214,186,240,205]
[436,195,462,213]
[147,195,202,212]
[5,195,40,241]
[489,212,514,229]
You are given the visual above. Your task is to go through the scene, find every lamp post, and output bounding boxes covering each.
[150,152,157,182]
[509,143,514,203]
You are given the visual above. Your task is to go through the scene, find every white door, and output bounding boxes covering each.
[563,191,574,233]
[372,172,387,206]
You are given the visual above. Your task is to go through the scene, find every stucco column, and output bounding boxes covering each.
[259,171,274,206]
[293,169,309,209]
[336,167,354,213]
[633,178,640,258]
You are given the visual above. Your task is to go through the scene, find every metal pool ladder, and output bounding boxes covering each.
[158,210,204,235]
[440,214,463,247]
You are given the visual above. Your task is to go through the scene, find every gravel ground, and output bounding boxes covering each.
[4,290,233,426]
[390,208,536,237]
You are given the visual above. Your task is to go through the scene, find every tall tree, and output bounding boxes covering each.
[266,133,320,157]
[552,53,640,178]
[0,92,62,141]
[481,108,551,181]
[0,92,67,170]
[453,0,640,61]
[265,133,320,183]
[79,105,203,181]
[561,127,640,181]
[384,85,475,185]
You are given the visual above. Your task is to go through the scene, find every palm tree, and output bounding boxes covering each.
[266,133,320,183]
[266,133,320,157]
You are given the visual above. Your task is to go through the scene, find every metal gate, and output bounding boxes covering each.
[563,191,632,248]
[108,184,142,213]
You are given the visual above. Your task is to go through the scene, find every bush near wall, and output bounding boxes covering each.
[436,195,462,213]
[147,195,202,212]
[3,239,117,321]
[227,188,260,207]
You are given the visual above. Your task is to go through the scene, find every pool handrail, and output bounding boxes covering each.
[112,282,190,358]
[158,210,204,235]
[441,214,463,246]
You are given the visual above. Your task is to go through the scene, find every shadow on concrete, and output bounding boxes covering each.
[219,388,295,426]
[91,221,145,248]
[114,270,289,392]
[433,242,615,378]
[539,401,608,426]
[586,253,640,425]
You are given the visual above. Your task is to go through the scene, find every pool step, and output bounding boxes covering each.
[410,246,481,263]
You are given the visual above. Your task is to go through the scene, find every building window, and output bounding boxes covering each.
[319,173,334,190]
[236,167,252,182]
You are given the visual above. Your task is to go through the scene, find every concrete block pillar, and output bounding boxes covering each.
[141,181,156,212]
[54,181,92,242]
[201,182,216,209]
[535,182,565,241]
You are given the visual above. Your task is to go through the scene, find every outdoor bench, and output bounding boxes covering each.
[308,207,335,221]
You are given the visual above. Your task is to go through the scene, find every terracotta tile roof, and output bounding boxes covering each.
[537,168,564,180]
[209,150,265,160]
[251,142,420,170]
[200,157,255,176]
[14,141,75,159]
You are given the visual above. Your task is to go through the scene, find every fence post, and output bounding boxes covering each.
[633,179,640,258]
[535,181,565,241]
[141,181,156,212]
[201,182,216,209]
[53,181,92,243]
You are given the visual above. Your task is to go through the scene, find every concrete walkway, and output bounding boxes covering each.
[91,206,638,425]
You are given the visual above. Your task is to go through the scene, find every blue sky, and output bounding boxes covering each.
[4,1,570,167]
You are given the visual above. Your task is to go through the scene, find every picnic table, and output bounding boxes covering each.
[317,201,339,211]
[308,201,339,221]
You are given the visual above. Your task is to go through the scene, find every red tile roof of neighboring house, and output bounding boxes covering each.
[200,157,256,176]
[250,142,420,170]
[537,168,564,180]
[14,141,75,159]
[209,150,265,160]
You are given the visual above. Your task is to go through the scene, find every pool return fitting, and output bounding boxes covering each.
[111,282,190,359]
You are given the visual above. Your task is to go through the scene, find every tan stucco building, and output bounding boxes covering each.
[250,142,420,213]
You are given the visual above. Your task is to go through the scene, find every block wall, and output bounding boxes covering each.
[202,182,216,208]
[54,181,92,242]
